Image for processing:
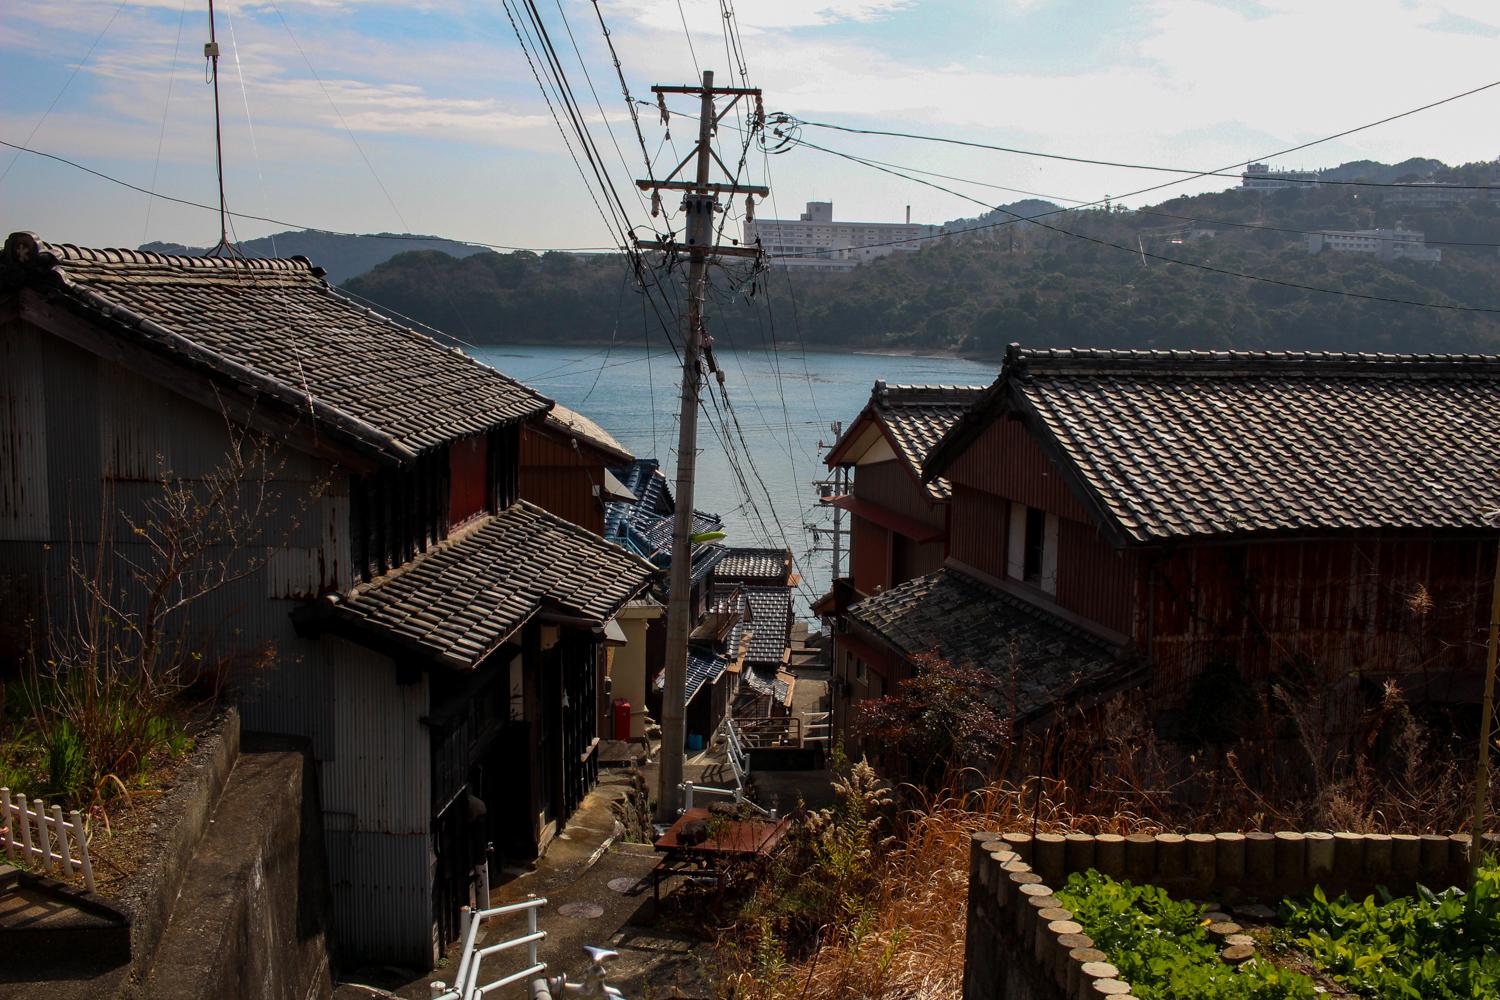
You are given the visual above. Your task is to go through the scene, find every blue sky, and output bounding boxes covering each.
[3,0,1499,252]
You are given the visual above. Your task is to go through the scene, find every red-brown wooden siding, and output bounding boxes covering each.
[448,435,489,525]
[946,417,1093,524]
[850,514,890,595]
[852,459,944,529]
[1056,516,1135,636]
[1143,535,1494,701]
[520,428,605,534]
[949,485,1010,581]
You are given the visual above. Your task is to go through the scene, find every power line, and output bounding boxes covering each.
[0,0,130,185]
[790,141,1500,250]
[789,74,1500,190]
[797,137,1500,314]
[0,138,618,254]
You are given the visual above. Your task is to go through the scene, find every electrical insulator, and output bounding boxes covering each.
[745,195,755,223]
[652,191,663,217]
[657,93,669,125]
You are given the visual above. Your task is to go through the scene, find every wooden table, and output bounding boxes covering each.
[651,808,791,902]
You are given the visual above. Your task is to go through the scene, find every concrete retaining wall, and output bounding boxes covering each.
[963,829,1476,1000]
[138,742,333,1000]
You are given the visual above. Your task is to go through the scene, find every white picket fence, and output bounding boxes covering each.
[0,787,95,893]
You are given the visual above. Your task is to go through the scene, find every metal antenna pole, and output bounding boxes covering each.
[205,0,232,255]
[636,72,768,824]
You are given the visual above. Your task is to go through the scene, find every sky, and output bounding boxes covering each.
[2,0,1499,253]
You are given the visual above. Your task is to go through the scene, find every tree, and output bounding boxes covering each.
[853,652,1012,785]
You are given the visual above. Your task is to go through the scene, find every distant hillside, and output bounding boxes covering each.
[141,230,491,284]
[344,157,1500,359]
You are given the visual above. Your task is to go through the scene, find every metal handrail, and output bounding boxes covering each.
[432,895,549,1000]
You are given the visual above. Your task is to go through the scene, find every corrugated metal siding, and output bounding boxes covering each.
[320,637,434,963]
[323,824,435,969]
[852,459,943,528]
[0,322,50,540]
[948,485,1009,581]
[521,426,597,468]
[1056,517,1135,636]
[1146,535,1493,701]
[946,418,1092,523]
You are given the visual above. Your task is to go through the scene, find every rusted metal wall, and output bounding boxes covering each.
[949,484,1010,581]
[1056,517,1136,636]
[852,458,944,528]
[0,321,50,541]
[946,417,1092,523]
[1144,534,1493,702]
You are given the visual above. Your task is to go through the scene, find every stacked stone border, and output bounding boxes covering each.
[963,829,1477,1000]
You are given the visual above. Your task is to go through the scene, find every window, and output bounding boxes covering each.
[1007,502,1058,595]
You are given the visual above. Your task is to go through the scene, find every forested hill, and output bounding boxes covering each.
[342,162,1500,359]
[142,230,490,284]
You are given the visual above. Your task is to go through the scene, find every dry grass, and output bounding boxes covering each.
[715,682,1496,1000]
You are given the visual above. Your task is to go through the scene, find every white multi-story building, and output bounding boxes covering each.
[1305,228,1442,263]
[1241,162,1320,191]
[743,201,939,271]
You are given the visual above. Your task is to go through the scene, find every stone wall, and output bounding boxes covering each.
[963,829,1475,1000]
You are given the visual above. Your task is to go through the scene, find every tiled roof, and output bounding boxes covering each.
[927,345,1500,545]
[846,568,1132,722]
[728,586,792,667]
[1,234,550,463]
[713,547,789,582]
[328,500,656,668]
[653,647,729,705]
[828,382,986,501]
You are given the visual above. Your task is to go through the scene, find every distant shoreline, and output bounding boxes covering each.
[465,339,987,363]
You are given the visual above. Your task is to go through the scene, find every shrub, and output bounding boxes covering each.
[1283,865,1500,999]
[1056,869,1317,1000]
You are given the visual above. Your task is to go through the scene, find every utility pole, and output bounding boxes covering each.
[808,421,850,579]
[637,71,768,824]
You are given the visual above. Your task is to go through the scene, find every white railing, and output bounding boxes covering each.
[431,895,549,1000]
[801,711,831,744]
[679,782,772,819]
[720,717,751,789]
[0,787,95,893]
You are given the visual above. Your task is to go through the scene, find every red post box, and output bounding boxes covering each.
[613,699,631,740]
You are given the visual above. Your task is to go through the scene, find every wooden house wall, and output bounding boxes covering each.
[519,428,608,534]
[946,417,1093,523]
[949,485,1011,581]
[1142,535,1494,702]
[449,433,489,525]
[852,458,944,528]
[850,514,890,595]
[1056,517,1136,637]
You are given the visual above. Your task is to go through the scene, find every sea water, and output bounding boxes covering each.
[474,344,992,617]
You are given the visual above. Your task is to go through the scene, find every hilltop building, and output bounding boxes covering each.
[1305,227,1441,263]
[1240,162,1319,190]
[743,201,938,271]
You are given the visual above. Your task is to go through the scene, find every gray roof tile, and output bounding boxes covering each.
[334,500,657,667]
[846,567,1130,721]
[3,235,549,462]
[929,345,1500,544]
